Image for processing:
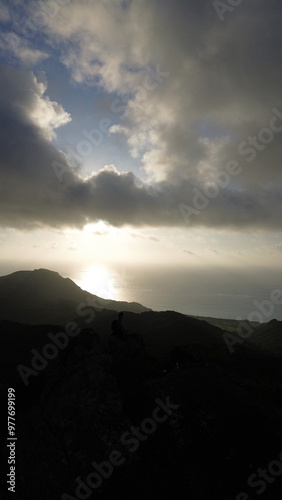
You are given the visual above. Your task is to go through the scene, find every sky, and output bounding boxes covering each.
[0,0,282,319]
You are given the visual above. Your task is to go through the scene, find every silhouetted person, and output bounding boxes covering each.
[111,311,126,339]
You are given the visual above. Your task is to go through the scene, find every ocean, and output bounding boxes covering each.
[72,265,282,322]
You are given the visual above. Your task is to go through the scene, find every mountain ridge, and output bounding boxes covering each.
[0,268,151,325]
[1,270,282,499]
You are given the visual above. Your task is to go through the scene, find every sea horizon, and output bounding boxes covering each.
[70,266,282,322]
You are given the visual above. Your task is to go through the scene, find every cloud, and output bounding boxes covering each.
[0,32,49,65]
[1,1,282,231]
[129,231,160,242]
[0,1,10,23]
[0,64,282,231]
[42,1,282,175]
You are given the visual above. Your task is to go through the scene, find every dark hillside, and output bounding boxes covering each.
[0,269,149,325]
[1,271,282,499]
[248,319,282,354]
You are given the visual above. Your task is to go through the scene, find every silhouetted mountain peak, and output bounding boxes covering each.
[0,268,150,325]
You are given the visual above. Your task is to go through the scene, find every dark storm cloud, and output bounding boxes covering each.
[1,0,282,230]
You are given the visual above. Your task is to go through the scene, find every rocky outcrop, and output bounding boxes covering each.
[16,332,139,500]
[7,323,282,500]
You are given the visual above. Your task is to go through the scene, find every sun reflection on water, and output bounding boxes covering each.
[75,266,116,299]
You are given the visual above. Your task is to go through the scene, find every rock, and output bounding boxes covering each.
[16,337,134,500]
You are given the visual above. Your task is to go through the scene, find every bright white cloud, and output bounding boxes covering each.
[28,85,72,141]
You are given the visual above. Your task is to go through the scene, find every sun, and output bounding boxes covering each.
[76,266,116,299]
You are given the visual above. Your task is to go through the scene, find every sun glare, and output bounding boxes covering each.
[76,266,116,299]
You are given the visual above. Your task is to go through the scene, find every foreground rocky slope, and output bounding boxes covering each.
[1,315,282,500]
